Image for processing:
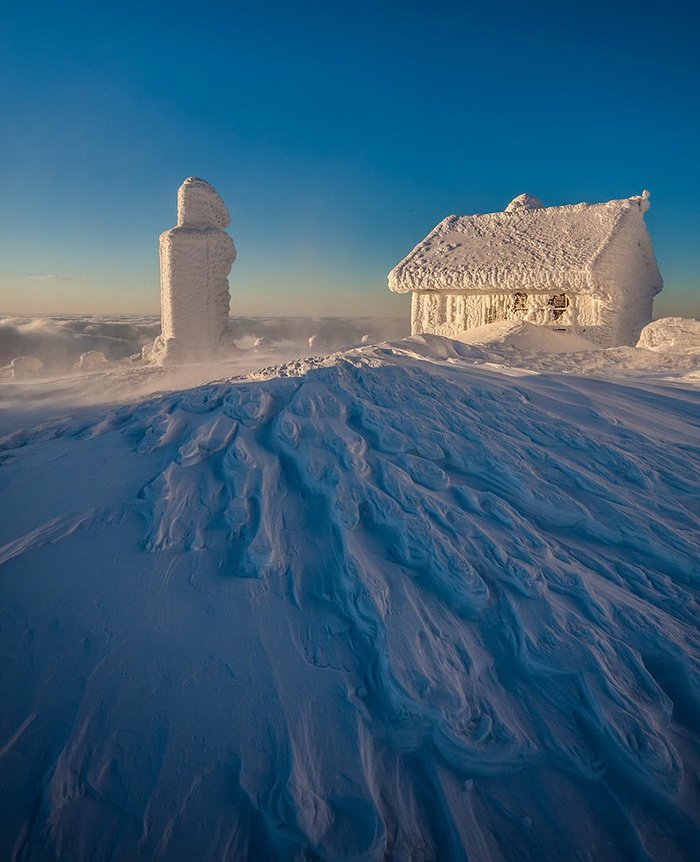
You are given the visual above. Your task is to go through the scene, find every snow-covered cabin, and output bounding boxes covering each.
[388,192,663,347]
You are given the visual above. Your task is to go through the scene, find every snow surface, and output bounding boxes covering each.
[449,319,599,353]
[1,333,699,861]
[638,317,700,353]
[0,316,409,435]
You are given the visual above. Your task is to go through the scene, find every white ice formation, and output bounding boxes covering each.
[9,356,44,378]
[147,178,236,364]
[78,351,109,371]
[637,316,700,353]
[389,191,663,347]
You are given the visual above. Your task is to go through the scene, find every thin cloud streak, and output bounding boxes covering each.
[27,275,83,282]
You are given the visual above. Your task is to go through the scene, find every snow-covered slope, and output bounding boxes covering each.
[1,339,699,861]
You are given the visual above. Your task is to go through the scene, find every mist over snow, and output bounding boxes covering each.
[0,314,408,374]
[0,315,161,371]
[1,320,699,860]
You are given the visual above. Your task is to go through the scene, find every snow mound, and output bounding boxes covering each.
[1,345,699,860]
[377,330,700,380]
[78,350,109,370]
[638,317,700,353]
[451,319,598,352]
[504,193,544,212]
[8,356,44,378]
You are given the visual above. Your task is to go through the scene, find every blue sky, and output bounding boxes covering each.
[0,0,698,317]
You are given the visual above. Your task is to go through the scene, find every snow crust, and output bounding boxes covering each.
[439,319,598,353]
[1,336,699,860]
[147,178,237,365]
[504,193,543,212]
[637,316,700,353]
[388,193,657,298]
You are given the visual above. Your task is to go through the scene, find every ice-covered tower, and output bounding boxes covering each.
[148,178,236,364]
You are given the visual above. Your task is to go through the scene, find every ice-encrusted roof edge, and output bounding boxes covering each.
[388,193,653,296]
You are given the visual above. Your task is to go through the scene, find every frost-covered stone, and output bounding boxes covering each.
[637,317,700,353]
[389,191,662,347]
[148,178,236,364]
[10,356,44,378]
[78,351,109,370]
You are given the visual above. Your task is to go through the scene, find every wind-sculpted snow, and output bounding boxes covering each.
[1,342,699,861]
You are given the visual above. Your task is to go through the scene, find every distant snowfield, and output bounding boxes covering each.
[1,323,699,861]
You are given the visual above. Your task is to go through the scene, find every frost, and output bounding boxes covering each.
[146,178,237,364]
[78,351,109,370]
[637,316,700,353]
[390,191,662,347]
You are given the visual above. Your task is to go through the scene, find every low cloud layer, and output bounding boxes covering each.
[0,314,408,373]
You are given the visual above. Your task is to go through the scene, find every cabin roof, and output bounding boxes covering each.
[388,193,652,295]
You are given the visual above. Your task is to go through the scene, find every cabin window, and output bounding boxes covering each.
[512,292,528,312]
[548,293,569,321]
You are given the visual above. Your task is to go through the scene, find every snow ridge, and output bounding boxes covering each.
[1,344,699,860]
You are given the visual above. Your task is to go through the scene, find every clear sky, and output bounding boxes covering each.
[0,0,698,318]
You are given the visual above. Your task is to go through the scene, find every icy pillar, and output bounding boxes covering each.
[149,177,236,364]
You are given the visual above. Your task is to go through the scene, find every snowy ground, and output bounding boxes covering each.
[0,314,408,436]
[1,321,699,860]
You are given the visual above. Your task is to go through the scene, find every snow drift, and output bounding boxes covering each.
[637,317,700,353]
[449,319,598,353]
[1,338,699,861]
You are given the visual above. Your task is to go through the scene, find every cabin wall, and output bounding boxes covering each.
[411,292,487,336]
[410,291,628,347]
[591,208,662,346]
[572,296,616,346]
[410,290,616,342]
